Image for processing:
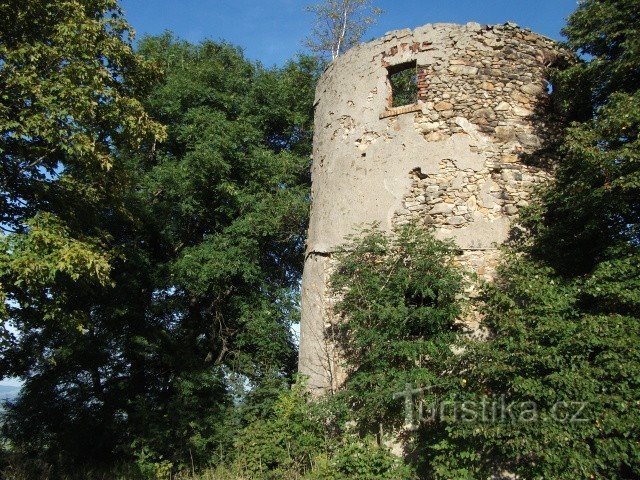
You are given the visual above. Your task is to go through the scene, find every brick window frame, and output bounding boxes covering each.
[381,61,429,119]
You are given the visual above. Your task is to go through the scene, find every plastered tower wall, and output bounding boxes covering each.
[299,22,566,394]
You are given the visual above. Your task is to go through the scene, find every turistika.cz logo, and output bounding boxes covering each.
[393,383,589,431]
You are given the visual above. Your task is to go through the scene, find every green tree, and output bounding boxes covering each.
[329,224,465,434]
[120,35,319,471]
[530,0,640,275]
[0,0,164,332]
[306,0,382,61]
[231,377,414,480]
[0,15,319,478]
[423,1,640,478]
[423,256,640,479]
[232,379,326,479]
[0,0,164,474]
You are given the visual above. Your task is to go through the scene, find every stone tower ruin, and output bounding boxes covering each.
[299,22,565,394]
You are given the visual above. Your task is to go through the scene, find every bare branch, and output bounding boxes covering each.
[305,0,382,62]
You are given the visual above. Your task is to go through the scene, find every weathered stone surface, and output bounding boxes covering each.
[447,215,466,225]
[495,125,516,141]
[513,105,533,117]
[521,83,545,95]
[449,65,479,75]
[430,203,455,214]
[517,132,542,148]
[504,204,519,215]
[434,101,454,111]
[473,107,497,120]
[512,91,531,104]
[299,21,569,394]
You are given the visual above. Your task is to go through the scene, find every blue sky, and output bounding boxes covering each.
[120,0,579,66]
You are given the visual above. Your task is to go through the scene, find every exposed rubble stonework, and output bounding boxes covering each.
[299,22,568,394]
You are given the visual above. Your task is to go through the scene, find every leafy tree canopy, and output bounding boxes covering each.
[329,224,465,435]
[0,6,319,474]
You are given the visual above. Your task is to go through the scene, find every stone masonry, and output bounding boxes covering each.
[299,22,568,394]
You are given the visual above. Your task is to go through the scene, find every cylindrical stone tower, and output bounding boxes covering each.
[299,22,566,394]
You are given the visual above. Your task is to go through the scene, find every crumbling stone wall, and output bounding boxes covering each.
[299,22,567,394]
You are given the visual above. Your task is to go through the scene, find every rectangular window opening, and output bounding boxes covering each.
[388,61,418,108]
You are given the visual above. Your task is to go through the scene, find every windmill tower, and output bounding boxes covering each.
[299,22,565,394]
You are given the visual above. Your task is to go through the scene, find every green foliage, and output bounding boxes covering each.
[390,66,418,107]
[329,224,465,432]
[535,0,639,274]
[0,0,165,176]
[133,33,320,385]
[1,15,318,479]
[0,0,164,339]
[0,1,163,474]
[308,437,414,480]
[230,377,414,480]
[134,446,174,480]
[421,255,640,479]
[232,379,325,479]
[0,213,112,289]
